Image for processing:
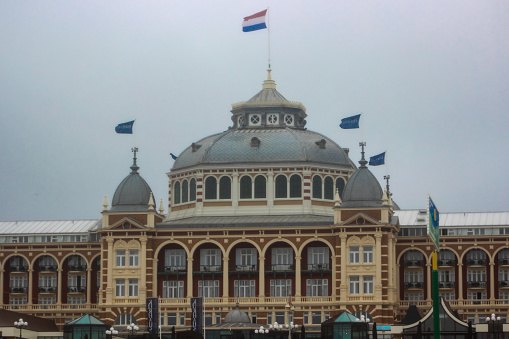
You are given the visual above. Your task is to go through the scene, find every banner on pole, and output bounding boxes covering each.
[146,297,159,334]
[191,297,203,334]
[427,195,440,251]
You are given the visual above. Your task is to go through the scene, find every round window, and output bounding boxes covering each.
[238,116,245,126]
[285,115,293,124]
[250,115,260,124]
[268,114,278,124]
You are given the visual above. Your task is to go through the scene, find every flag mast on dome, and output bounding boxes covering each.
[242,8,270,74]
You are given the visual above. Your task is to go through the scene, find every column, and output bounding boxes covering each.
[106,236,114,303]
[28,269,33,306]
[57,268,63,304]
[489,262,495,300]
[267,170,274,208]
[340,233,347,301]
[232,172,239,211]
[86,267,92,304]
[458,263,463,301]
[426,263,432,301]
[223,257,229,298]
[140,235,148,299]
[259,256,265,299]
[375,232,382,301]
[187,257,194,298]
[295,256,302,297]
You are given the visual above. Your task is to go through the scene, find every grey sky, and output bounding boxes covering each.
[1,1,508,221]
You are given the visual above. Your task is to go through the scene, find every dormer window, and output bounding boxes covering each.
[284,115,294,125]
[267,114,278,125]
[250,114,261,125]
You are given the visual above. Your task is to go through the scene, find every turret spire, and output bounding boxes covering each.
[131,147,139,173]
[359,142,368,168]
[262,67,276,89]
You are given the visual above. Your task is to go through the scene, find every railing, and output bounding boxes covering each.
[232,265,257,272]
[10,266,28,272]
[9,287,28,293]
[438,260,455,266]
[499,259,509,266]
[306,263,330,271]
[2,304,98,311]
[39,265,58,272]
[39,286,57,293]
[467,281,487,288]
[268,264,295,271]
[467,259,486,266]
[194,265,222,272]
[404,282,424,289]
[68,286,87,293]
[158,266,187,273]
[499,281,509,287]
[404,260,424,267]
[439,282,455,288]
[68,265,87,271]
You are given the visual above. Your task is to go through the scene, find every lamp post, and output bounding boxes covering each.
[127,323,139,339]
[254,325,269,335]
[285,302,298,339]
[357,314,370,338]
[486,313,503,339]
[105,327,118,339]
[14,318,28,339]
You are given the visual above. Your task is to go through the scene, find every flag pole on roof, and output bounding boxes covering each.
[242,8,270,70]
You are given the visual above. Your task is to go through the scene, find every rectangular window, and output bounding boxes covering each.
[404,271,424,283]
[68,275,86,292]
[439,270,455,283]
[499,269,509,282]
[467,269,486,282]
[272,248,293,270]
[204,313,213,326]
[404,293,424,301]
[115,279,126,297]
[236,248,257,270]
[167,313,177,326]
[363,246,373,263]
[467,292,487,300]
[39,275,57,289]
[234,280,256,297]
[275,312,285,324]
[10,276,28,288]
[128,279,138,297]
[68,296,86,304]
[162,280,184,298]
[312,312,322,324]
[165,249,186,270]
[116,250,126,267]
[349,276,360,294]
[349,247,360,264]
[200,249,221,271]
[10,297,27,305]
[198,280,220,297]
[270,279,292,297]
[308,247,329,269]
[38,297,56,308]
[129,250,139,267]
[363,276,374,294]
[306,279,328,296]
[440,292,456,300]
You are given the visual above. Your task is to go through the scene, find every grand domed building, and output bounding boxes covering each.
[1,71,508,338]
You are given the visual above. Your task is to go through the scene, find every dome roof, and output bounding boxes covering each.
[110,154,153,212]
[172,128,355,170]
[224,304,251,324]
[341,151,383,208]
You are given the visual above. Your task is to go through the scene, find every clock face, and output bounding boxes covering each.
[123,222,130,229]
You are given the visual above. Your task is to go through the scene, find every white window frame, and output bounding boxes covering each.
[349,247,360,264]
[116,250,126,267]
[234,280,256,297]
[115,279,126,297]
[129,250,139,267]
[162,280,184,298]
[306,279,328,296]
[128,279,138,297]
[270,279,292,297]
[198,280,220,297]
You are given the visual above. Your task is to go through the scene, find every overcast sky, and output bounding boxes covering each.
[1,1,508,221]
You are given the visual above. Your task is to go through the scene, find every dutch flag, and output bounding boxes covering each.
[242,9,267,32]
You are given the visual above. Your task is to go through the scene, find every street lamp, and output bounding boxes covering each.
[356,314,370,337]
[254,325,269,334]
[127,323,139,339]
[486,314,503,339]
[284,302,298,339]
[14,318,28,339]
[105,327,118,339]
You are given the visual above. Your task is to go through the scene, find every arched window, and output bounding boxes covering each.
[205,177,217,200]
[254,175,266,198]
[219,176,231,199]
[190,178,196,201]
[275,175,287,198]
[312,176,322,199]
[336,178,345,198]
[240,176,252,199]
[174,181,181,204]
[437,249,456,266]
[466,249,487,265]
[182,179,189,203]
[324,177,334,200]
[289,175,302,198]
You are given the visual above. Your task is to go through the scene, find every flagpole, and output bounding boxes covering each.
[267,7,271,68]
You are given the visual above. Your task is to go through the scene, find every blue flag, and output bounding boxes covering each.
[339,114,361,129]
[115,120,135,134]
[170,153,178,160]
[369,152,385,166]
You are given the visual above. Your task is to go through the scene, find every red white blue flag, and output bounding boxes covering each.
[242,10,267,32]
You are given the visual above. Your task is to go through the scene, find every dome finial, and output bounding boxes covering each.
[358,142,368,168]
[131,147,140,173]
[262,67,276,89]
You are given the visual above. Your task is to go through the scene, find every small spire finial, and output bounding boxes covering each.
[102,195,109,211]
[359,142,368,168]
[383,175,391,196]
[130,147,139,173]
[262,67,276,89]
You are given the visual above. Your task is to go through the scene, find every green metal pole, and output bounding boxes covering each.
[432,252,440,339]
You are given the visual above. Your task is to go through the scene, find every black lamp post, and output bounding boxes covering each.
[105,326,118,339]
[486,314,503,339]
[14,318,28,339]
[127,323,139,339]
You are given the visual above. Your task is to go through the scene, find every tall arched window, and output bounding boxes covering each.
[312,176,322,199]
[182,179,189,203]
[324,177,334,200]
[174,181,181,204]
[219,176,231,199]
[190,178,196,201]
[289,174,302,198]
[254,175,266,198]
[205,176,217,200]
[275,175,287,198]
[240,176,252,199]
[336,178,345,198]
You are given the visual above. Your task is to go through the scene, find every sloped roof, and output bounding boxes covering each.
[66,314,107,326]
[0,219,101,235]
[395,210,509,227]
[0,309,58,331]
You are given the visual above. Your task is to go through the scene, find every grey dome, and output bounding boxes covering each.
[341,159,383,208]
[172,128,355,170]
[111,161,153,212]
[224,305,251,324]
